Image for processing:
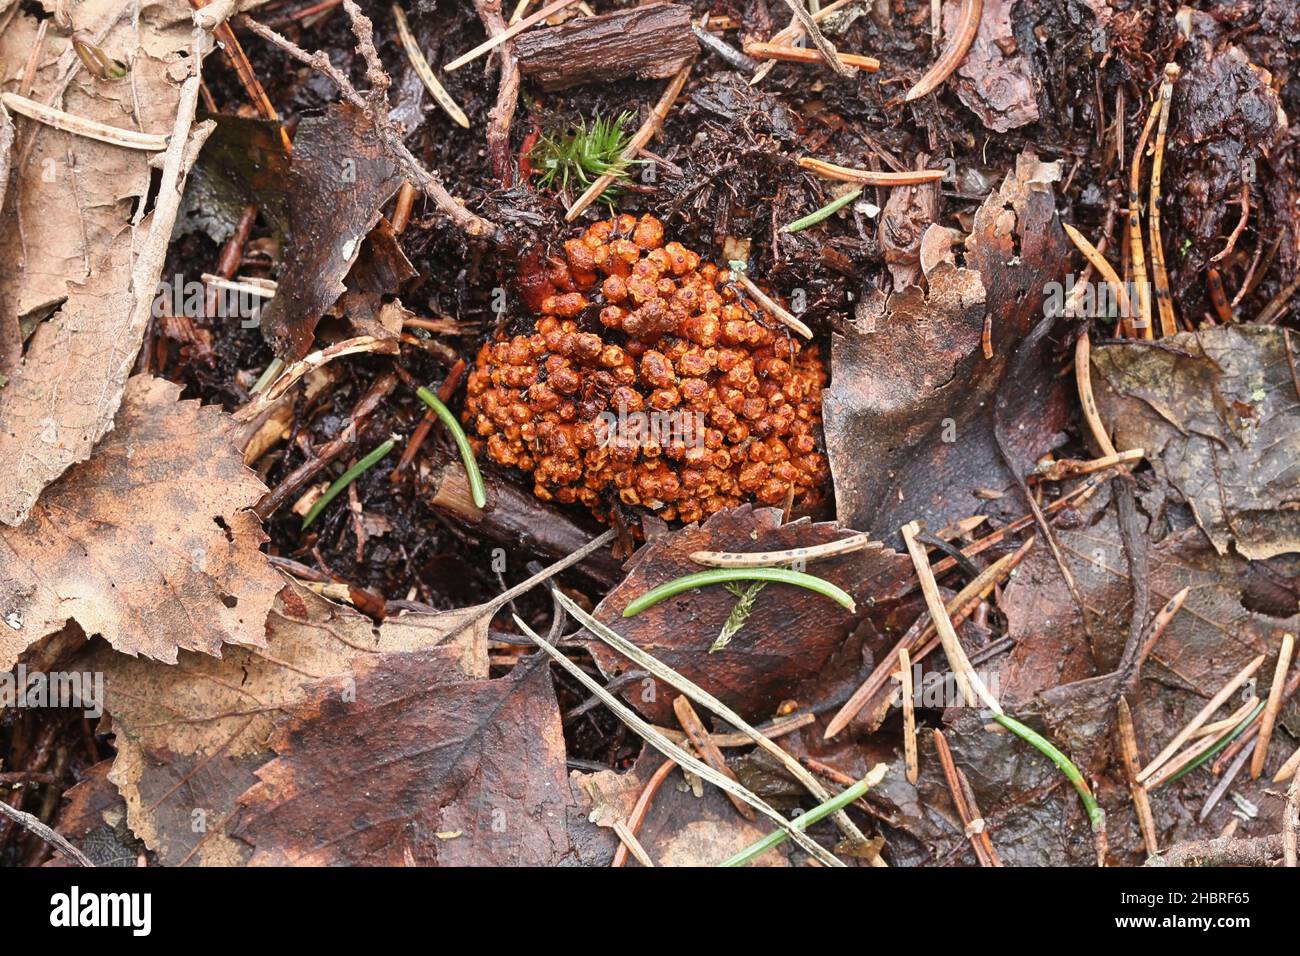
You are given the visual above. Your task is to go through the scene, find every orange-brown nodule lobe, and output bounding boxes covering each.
[464,214,828,523]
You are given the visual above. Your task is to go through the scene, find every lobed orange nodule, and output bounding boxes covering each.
[464,214,828,523]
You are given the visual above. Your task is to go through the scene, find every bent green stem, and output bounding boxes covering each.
[623,567,855,617]
[302,438,395,530]
[416,385,487,509]
[994,713,1105,832]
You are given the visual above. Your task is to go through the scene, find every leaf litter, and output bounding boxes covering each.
[1,0,1298,870]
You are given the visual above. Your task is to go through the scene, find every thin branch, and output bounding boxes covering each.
[0,800,94,867]
[237,8,501,241]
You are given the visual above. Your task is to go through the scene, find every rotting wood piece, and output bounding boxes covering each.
[514,4,697,91]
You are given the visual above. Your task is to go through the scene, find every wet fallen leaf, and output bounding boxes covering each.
[79,581,491,866]
[589,504,914,724]
[258,101,406,359]
[0,375,281,671]
[999,479,1297,707]
[1093,327,1300,560]
[951,0,1040,132]
[236,654,574,866]
[0,1,207,524]
[824,152,1072,538]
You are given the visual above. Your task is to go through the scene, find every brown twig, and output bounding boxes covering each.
[905,0,982,101]
[1210,181,1250,263]
[1251,632,1296,779]
[0,799,93,867]
[1148,64,1180,338]
[472,0,523,185]
[254,371,398,521]
[673,696,756,821]
[238,5,501,241]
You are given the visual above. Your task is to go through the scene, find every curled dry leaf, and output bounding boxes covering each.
[824,152,1071,538]
[949,0,1040,133]
[0,0,206,524]
[258,101,406,360]
[0,375,281,670]
[589,505,914,724]
[1093,327,1300,560]
[81,581,492,866]
[236,654,575,866]
[572,748,793,867]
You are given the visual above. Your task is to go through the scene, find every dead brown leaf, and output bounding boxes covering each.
[78,581,491,866]
[589,504,914,724]
[1093,327,1300,560]
[235,653,574,866]
[0,375,282,670]
[258,101,405,359]
[824,152,1072,538]
[951,0,1040,132]
[0,1,208,524]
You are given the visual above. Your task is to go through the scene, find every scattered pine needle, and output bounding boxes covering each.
[782,187,863,233]
[415,386,487,510]
[1,92,169,151]
[301,437,396,529]
[904,0,982,101]
[392,4,470,128]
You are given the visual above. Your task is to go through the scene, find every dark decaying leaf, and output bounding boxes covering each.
[950,0,1040,133]
[824,152,1072,540]
[78,582,490,866]
[1093,326,1300,560]
[176,114,292,243]
[573,747,792,867]
[0,375,281,671]
[236,654,575,866]
[259,101,405,359]
[44,760,139,869]
[589,505,914,724]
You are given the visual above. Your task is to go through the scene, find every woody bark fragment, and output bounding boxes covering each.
[514,4,697,91]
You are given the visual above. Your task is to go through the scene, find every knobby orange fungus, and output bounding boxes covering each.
[465,214,828,523]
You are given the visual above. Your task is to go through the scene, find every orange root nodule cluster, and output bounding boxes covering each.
[464,214,828,523]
